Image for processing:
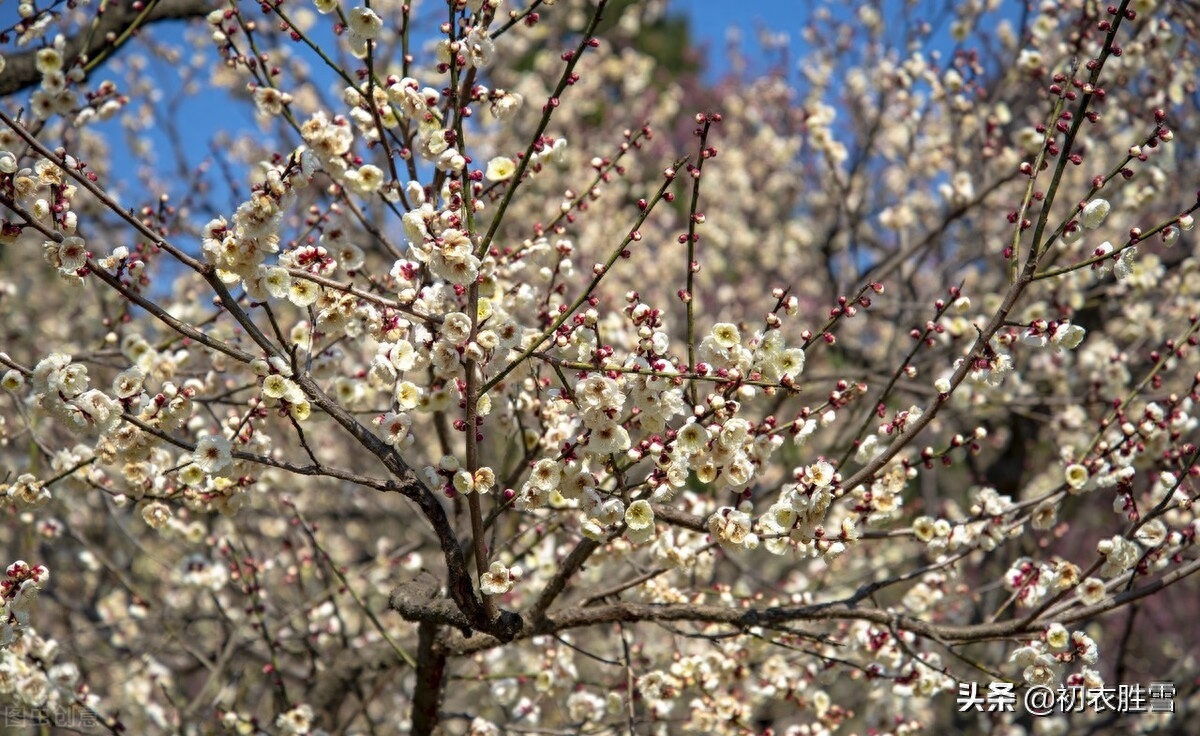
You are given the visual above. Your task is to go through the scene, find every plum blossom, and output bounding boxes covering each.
[480,561,516,595]
[193,434,232,474]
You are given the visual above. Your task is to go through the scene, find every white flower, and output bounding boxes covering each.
[1079,198,1111,229]
[347,6,383,39]
[1031,500,1058,530]
[1078,577,1107,605]
[1045,623,1069,650]
[141,501,172,530]
[263,266,291,298]
[179,464,206,486]
[1097,535,1139,577]
[1064,463,1088,491]
[385,340,417,372]
[708,507,756,549]
[1052,322,1086,350]
[1,369,25,391]
[725,453,755,486]
[485,156,516,182]
[74,389,121,432]
[442,311,472,344]
[854,432,878,460]
[8,473,50,508]
[761,503,797,533]
[1071,631,1099,664]
[252,87,292,117]
[480,561,514,595]
[529,458,562,490]
[1114,246,1137,280]
[465,26,495,68]
[676,421,709,454]
[55,236,88,272]
[453,469,475,494]
[807,460,834,487]
[577,375,621,411]
[111,367,145,398]
[276,704,314,735]
[262,374,296,400]
[1020,328,1048,348]
[289,400,312,421]
[352,164,384,193]
[624,499,654,531]
[1009,645,1040,668]
[490,91,523,120]
[395,380,422,409]
[912,516,936,542]
[711,323,740,349]
[379,411,412,446]
[777,347,806,377]
[193,434,233,474]
[48,361,88,396]
[1134,519,1167,547]
[1023,653,1060,686]
[288,279,320,307]
[587,421,630,455]
[473,467,495,494]
[36,47,63,75]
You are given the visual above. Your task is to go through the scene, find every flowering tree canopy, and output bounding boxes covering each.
[1,0,1199,733]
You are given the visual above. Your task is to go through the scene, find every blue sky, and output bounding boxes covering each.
[3,0,983,206]
[72,1,815,204]
[668,0,811,78]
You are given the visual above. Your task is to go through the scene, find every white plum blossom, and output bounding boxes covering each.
[193,434,233,474]
[346,7,382,39]
[624,499,654,531]
[486,157,516,182]
[1079,198,1111,229]
[480,561,516,595]
[708,507,758,550]
[1064,463,1089,491]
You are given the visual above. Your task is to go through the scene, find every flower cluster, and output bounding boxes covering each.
[0,560,48,646]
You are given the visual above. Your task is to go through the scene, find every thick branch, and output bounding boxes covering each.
[410,620,447,736]
[390,553,1200,657]
[297,373,519,642]
[389,571,472,634]
[0,0,217,97]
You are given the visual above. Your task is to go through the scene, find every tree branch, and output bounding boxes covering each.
[390,553,1200,657]
[0,0,218,97]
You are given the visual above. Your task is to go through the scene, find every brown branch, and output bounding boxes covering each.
[0,0,218,97]
[413,598,1031,658]
[527,538,600,622]
[294,372,521,643]
[390,572,453,736]
[411,620,448,736]
[389,553,1200,658]
[389,571,472,633]
[1045,555,1200,625]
